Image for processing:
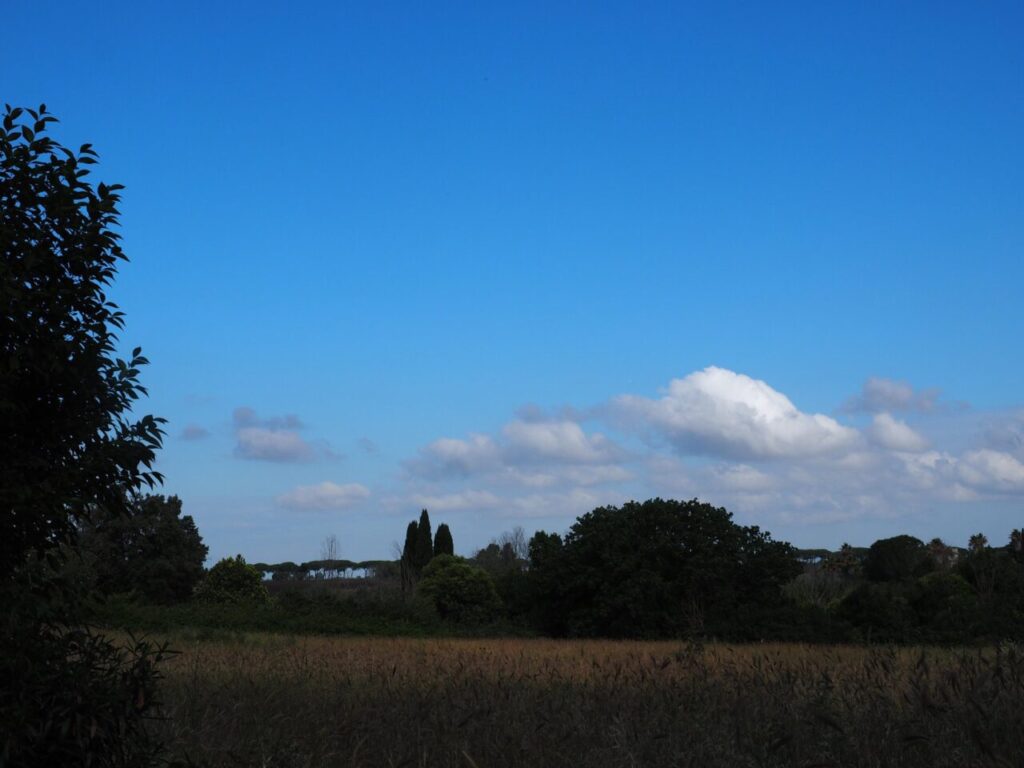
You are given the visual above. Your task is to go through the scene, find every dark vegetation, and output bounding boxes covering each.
[90,497,1024,646]
[1,105,171,767]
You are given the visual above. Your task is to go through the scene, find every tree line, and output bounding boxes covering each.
[69,488,1024,645]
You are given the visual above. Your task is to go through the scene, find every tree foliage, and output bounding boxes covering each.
[527,498,801,638]
[195,555,269,604]
[414,509,433,570]
[401,510,451,590]
[417,555,503,624]
[79,494,207,603]
[864,535,934,582]
[433,522,454,557]
[0,105,168,766]
[0,106,164,578]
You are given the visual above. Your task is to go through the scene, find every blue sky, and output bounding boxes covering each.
[5,1,1023,563]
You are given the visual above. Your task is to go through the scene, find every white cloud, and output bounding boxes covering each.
[502,420,620,464]
[613,366,858,460]
[236,427,315,462]
[398,367,1024,530]
[505,488,614,519]
[411,490,502,512]
[413,434,501,477]
[711,464,777,493]
[957,450,1024,493]
[181,424,209,441]
[277,482,370,511]
[983,410,1024,456]
[233,407,302,430]
[843,377,941,413]
[494,464,633,488]
[231,406,332,462]
[867,413,930,453]
[410,420,625,479]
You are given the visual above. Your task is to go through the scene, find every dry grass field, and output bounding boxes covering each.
[153,633,1024,768]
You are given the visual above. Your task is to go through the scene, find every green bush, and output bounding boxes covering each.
[194,555,269,604]
[417,555,503,624]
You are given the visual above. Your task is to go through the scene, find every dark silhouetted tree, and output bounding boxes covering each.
[400,519,419,592]
[0,104,168,766]
[527,499,799,638]
[79,494,207,603]
[414,509,433,570]
[969,533,988,553]
[434,523,454,557]
[864,535,934,582]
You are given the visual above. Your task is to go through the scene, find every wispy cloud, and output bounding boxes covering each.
[181,423,210,441]
[867,413,930,453]
[842,376,944,414]
[232,407,335,462]
[277,481,370,511]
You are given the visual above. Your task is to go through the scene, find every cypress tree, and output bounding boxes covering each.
[434,523,454,557]
[400,520,418,591]
[414,509,434,570]
[402,520,418,563]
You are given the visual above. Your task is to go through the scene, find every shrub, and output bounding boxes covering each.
[195,555,269,604]
[417,555,503,624]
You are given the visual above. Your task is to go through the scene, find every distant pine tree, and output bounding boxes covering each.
[434,523,454,557]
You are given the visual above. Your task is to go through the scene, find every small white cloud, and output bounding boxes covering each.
[868,413,930,453]
[498,464,632,488]
[712,464,777,493]
[231,406,329,462]
[236,427,315,462]
[409,420,625,480]
[614,366,858,460]
[181,424,210,441]
[277,481,370,511]
[506,488,611,518]
[412,434,501,477]
[411,490,502,512]
[843,377,941,413]
[502,420,620,464]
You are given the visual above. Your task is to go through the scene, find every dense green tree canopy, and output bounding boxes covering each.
[195,555,269,604]
[79,494,207,603]
[864,535,934,582]
[529,498,801,638]
[417,555,502,624]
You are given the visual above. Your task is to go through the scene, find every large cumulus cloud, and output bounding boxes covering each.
[612,367,858,460]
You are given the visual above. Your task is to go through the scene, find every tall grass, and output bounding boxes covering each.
[155,634,1024,767]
